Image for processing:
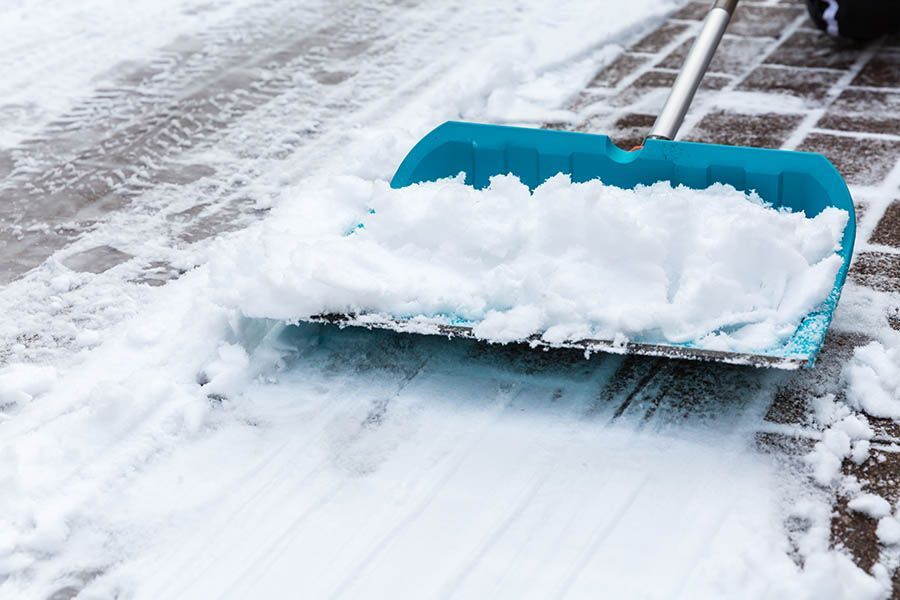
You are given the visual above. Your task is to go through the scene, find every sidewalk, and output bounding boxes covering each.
[1,2,898,595]
[561,0,900,590]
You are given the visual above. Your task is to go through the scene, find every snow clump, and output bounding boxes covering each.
[844,341,900,419]
[848,493,892,519]
[805,412,874,487]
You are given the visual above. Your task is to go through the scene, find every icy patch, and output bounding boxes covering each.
[215,173,848,354]
[844,341,900,419]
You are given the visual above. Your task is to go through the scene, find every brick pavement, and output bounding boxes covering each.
[560,0,900,591]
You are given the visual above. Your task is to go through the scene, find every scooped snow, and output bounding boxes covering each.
[216,173,848,353]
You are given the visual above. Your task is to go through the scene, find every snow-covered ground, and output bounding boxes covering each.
[0,1,898,598]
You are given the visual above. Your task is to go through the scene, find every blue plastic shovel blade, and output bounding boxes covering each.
[327,121,855,369]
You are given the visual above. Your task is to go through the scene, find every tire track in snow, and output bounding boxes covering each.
[0,0,345,280]
[669,503,738,600]
[205,336,770,598]
[477,459,613,597]
[0,0,473,284]
[149,397,352,597]
[223,380,528,599]
[324,368,617,598]
[7,0,327,168]
[146,340,434,599]
[318,382,539,597]
[0,0,241,142]
[47,332,785,598]
[0,371,205,518]
[0,0,491,365]
[553,476,650,599]
[438,471,554,598]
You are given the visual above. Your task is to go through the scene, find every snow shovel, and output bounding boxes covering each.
[319,0,856,369]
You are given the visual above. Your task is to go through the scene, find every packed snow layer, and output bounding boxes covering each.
[216,173,848,353]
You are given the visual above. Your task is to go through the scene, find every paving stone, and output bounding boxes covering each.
[845,451,900,507]
[684,110,803,148]
[566,88,615,115]
[659,35,772,74]
[817,88,900,134]
[155,163,216,185]
[868,414,900,444]
[727,4,805,38]
[608,113,656,150]
[763,389,812,427]
[797,133,900,185]
[587,53,648,88]
[610,68,730,108]
[568,112,610,137]
[889,306,900,331]
[766,29,864,70]
[754,431,815,456]
[765,330,866,426]
[850,251,900,292]
[129,261,187,287]
[628,69,732,91]
[870,200,900,248]
[541,120,573,131]
[831,494,881,573]
[631,21,691,54]
[852,50,900,88]
[669,0,798,29]
[61,245,132,274]
[737,65,842,101]
[670,1,707,21]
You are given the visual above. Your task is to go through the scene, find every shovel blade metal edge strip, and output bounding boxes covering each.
[320,120,853,370]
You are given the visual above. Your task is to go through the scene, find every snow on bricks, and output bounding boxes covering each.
[0,0,899,598]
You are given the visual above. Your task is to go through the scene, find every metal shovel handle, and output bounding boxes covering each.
[647,0,738,141]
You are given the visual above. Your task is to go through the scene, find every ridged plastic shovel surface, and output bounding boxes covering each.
[320,121,856,369]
